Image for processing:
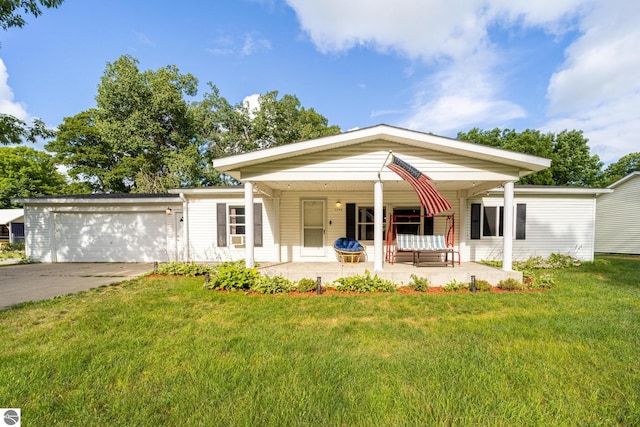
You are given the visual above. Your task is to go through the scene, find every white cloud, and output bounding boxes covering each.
[544,0,640,162]
[241,33,272,56]
[207,33,271,56]
[242,93,261,119]
[0,58,30,121]
[135,32,156,47]
[286,0,640,163]
[400,58,526,133]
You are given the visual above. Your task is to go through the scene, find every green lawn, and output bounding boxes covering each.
[1,255,639,426]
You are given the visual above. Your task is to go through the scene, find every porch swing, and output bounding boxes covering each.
[384,213,460,267]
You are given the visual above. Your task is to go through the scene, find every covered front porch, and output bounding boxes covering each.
[257,260,522,287]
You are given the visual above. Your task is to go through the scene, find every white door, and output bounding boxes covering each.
[301,200,325,257]
[53,212,169,262]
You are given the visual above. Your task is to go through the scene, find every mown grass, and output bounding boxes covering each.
[1,255,639,426]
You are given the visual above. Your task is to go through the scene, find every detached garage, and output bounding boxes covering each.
[16,194,183,263]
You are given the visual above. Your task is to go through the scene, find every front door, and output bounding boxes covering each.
[302,200,325,257]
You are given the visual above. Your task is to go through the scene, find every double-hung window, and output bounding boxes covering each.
[229,206,245,237]
[471,203,526,240]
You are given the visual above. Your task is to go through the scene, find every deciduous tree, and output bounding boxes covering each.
[599,152,640,186]
[0,0,64,30]
[457,128,603,186]
[0,146,67,207]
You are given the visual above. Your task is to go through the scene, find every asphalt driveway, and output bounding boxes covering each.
[0,263,154,309]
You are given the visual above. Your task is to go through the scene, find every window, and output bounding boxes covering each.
[216,203,262,247]
[393,207,421,235]
[482,206,502,237]
[356,207,386,240]
[471,203,526,240]
[229,206,245,236]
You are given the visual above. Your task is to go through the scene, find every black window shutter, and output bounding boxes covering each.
[254,203,263,247]
[216,203,227,247]
[516,203,526,240]
[424,216,434,235]
[499,206,504,237]
[471,203,481,240]
[346,203,356,239]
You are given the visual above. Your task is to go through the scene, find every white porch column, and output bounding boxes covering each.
[502,181,514,271]
[244,182,255,268]
[374,180,384,272]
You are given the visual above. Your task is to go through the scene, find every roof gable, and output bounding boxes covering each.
[213,124,550,178]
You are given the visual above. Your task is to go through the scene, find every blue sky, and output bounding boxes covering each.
[1,0,638,164]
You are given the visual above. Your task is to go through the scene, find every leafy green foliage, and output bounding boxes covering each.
[474,279,493,291]
[157,262,213,277]
[599,152,640,186]
[0,0,64,30]
[46,57,341,193]
[332,270,396,292]
[206,261,260,291]
[497,278,525,291]
[0,115,54,145]
[442,279,469,292]
[408,274,430,292]
[0,146,68,208]
[250,275,295,294]
[457,128,603,186]
[296,278,318,293]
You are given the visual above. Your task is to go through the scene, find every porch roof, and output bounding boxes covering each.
[212,124,551,196]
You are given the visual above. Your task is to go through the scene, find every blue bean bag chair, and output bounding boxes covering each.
[333,237,365,263]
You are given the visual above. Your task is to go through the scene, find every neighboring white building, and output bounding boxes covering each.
[595,172,640,255]
[0,209,25,245]
[16,125,611,268]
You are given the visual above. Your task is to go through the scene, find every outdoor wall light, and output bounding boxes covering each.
[335,201,342,208]
[166,207,173,215]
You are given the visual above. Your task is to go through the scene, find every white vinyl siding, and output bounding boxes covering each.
[23,202,182,262]
[595,174,640,254]
[240,140,521,183]
[466,194,596,262]
[279,190,458,262]
[184,195,275,263]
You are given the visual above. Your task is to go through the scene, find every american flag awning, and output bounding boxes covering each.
[386,155,452,216]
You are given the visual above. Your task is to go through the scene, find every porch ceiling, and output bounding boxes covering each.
[257,179,502,194]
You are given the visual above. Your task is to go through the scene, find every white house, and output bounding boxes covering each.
[595,172,640,255]
[0,209,25,245]
[16,125,610,270]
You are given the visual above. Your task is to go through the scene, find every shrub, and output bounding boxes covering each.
[442,279,469,292]
[206,261,260,291]
[485,253,581,272]
[251,275,295,294]
[497,278,525,291]
[296,278,318,293]
[408,274,430,292]
[474,279,493,291]
[332,270,396,293]
[158,261,213,276]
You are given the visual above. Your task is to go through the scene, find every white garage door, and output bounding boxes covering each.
[54,212,170,262]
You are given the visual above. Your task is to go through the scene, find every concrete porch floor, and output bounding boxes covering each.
[257,261,522,287]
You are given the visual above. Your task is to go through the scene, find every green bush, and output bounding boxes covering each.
[483,253,581,271]
[442,279,469,292]
[474,279,493,291]
[408,274,430,292]
[206,261,260,291]
[296,278,318,293]
[251,275,295,294]
[498,277,525,291]
[332,270,396,293]
[158,262,213,277]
